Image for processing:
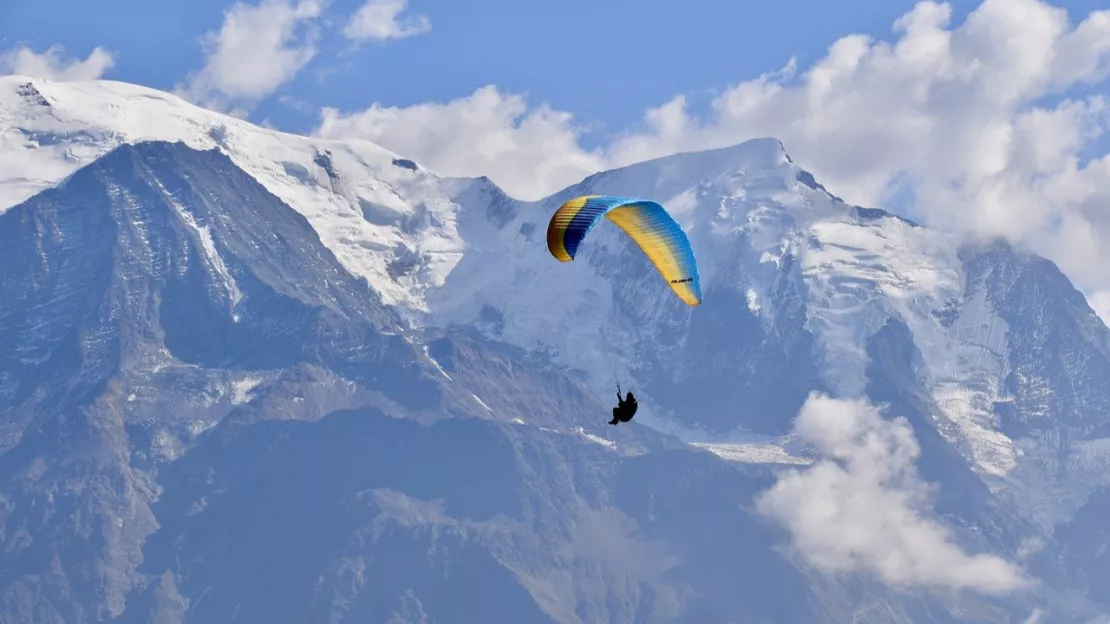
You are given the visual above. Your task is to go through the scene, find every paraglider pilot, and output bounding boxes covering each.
[609,385,638,425]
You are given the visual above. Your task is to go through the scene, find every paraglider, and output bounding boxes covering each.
[546,194,701,426]
[609,385,638,425]
[545,194,702,306]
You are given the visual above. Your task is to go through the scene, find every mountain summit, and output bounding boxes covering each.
[3,76,1110,622]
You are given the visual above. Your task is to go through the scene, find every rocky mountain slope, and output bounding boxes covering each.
[2,75,1109,622]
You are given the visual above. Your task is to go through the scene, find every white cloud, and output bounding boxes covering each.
[754,393,1030,596]
[602,0,1110,291]
[315,85,606,199]
[313,0,1110,319]
[0,45,114,81]
[1087,290,1110,324]
[178,0,325,114]
[343,0,430,43]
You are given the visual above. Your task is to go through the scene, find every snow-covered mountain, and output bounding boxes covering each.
[3,75,1110,622]
[425,123,1110,540]
[0,76,470,315]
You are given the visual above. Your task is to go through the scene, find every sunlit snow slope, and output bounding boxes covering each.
[0,75,465,314]
[423,137,1110,533]
[6,76,1110,533]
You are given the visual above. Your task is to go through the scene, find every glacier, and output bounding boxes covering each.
[0,75,468,314]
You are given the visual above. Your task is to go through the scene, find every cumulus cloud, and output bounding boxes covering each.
[313,0,1110,319]
[177,0,324,114]
[604,0,1110,279]
[755,393,1030,596]
[316,85,607,198]
[343,0,430,43]
[315,85,602,199]
[0,45,115,81]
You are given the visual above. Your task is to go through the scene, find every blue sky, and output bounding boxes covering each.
[1,0,1104,149]
[0,0,1000,137]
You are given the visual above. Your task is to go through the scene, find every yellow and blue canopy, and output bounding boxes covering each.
[546,195,702,306]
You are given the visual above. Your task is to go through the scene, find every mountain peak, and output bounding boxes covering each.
[0,76,477,312]
[567,136,797,198]
[640,136,793,168]
[0,76,410,210]
[689,135,792,164]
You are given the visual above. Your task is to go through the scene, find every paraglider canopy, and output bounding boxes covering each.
[546,195,702,306]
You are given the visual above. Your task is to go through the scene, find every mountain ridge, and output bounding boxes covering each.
[8,75,1110,501]
[3,75,1110,621]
